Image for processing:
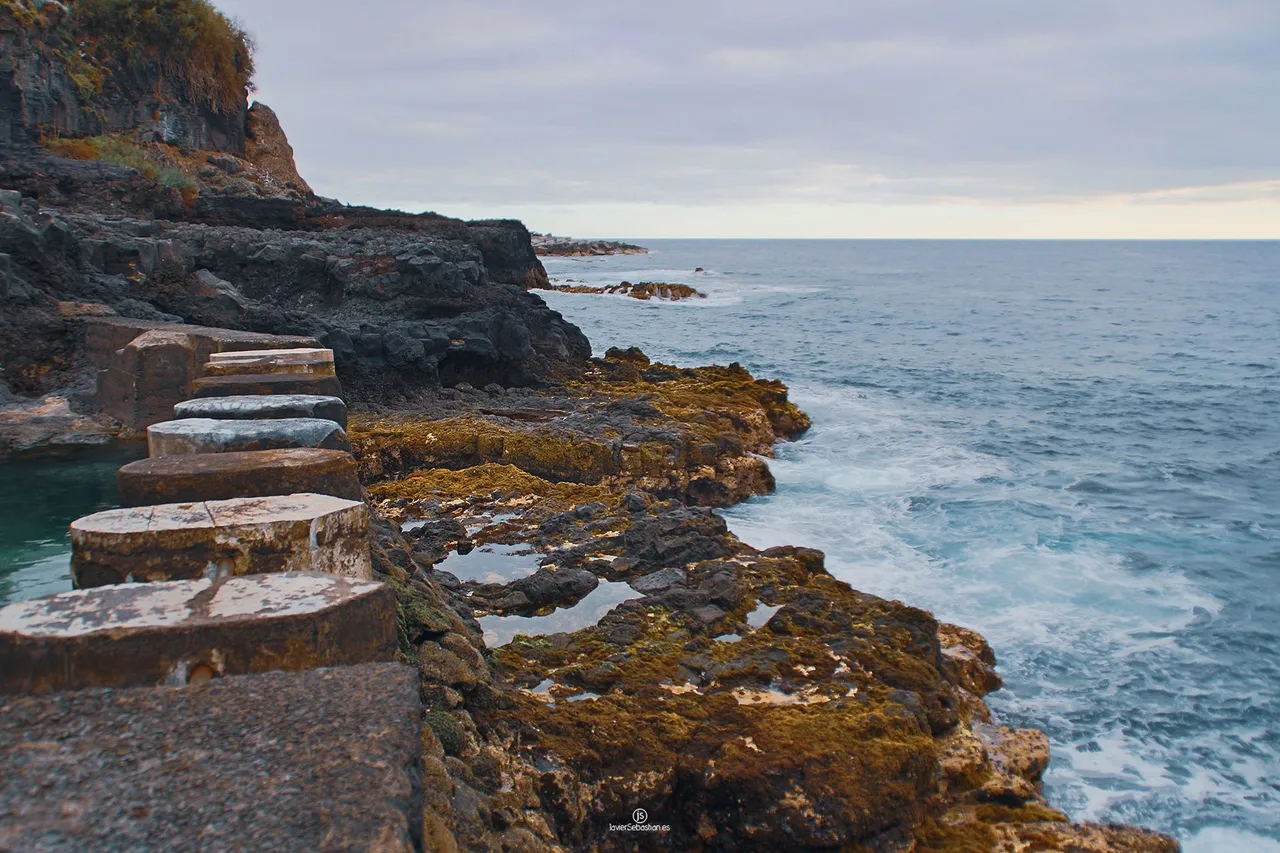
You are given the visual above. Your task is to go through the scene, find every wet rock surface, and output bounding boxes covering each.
[173,393,349,429]
[147,416,351,456]
[0,390,116,458]
[535,280,706,301]
[0,663,421,852]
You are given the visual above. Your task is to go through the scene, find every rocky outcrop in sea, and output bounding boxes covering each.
[532,233,649,257]
[534,280,707,301]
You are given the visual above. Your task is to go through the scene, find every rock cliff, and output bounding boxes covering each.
[244,102,311,194]
[0,1,249,151]
[0,3,570,408]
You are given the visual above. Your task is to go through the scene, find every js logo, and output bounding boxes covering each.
[633,809,648,824]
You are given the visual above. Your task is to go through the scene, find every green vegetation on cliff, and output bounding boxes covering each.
[42,134,197,190]
[3,0,253,115]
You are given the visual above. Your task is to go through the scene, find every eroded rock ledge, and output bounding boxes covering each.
[351,348,1179,853]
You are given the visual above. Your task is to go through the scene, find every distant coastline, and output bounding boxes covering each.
[531,233,648,256]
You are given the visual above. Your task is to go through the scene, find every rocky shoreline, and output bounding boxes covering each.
[533,234,649,257]
[344,350,1178,852]
[533,280,706,302]
[0,5,1179,849]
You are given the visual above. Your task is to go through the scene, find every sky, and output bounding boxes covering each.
[213,0,1280,239]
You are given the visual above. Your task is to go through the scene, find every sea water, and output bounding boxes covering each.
[0,443,146,604]
[539,240,1280,850]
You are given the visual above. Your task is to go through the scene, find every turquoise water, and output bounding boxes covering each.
[0,444,146,605]
[540,240,1280,850]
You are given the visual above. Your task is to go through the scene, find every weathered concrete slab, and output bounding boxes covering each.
[87,317,319,431]
[0,663,421,851]
[148,417,351,457]
[119,449,363,506]
[84,317,320,365]
[193,372,345,399]
[96,329,199,431]
[173,394,349,429]
[208,347,336,365]
[204,348,337,378]
[71,494,372,587]
[0,574,397,694]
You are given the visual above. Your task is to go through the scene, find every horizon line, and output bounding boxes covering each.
[549,236,1280,242]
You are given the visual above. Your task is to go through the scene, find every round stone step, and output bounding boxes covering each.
[71,494,372,588]
[148,417,350,457]
[173,394,349,429]
[193,373,344,399]
[204,348,337,378]
[119,449,363,506]
[0,573,396,694]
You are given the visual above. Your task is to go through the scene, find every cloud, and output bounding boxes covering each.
[215,0,1280,235]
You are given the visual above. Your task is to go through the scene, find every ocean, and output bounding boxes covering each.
[538,240,1280,851]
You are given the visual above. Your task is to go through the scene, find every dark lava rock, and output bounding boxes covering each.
[629,566,687,594]
[471,567,600,615]
[613,506,733,576]
[0,664,422,852]
[0,152,589,405]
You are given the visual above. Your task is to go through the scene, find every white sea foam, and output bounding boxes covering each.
[1184,827,1280,853]
[720,379,1251,832]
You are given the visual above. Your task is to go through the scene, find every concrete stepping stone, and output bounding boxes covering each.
[0,663,421,850]
[87,317,318,431]
[71,494,372,588]
[118,449,363,506]
[174,393,349,429]
[0,573,395,694]
[148,417,350,457]
[193,372,344,399]
[204,347,336,378]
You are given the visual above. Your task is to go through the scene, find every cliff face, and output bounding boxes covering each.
[244,103,310,194]
[0,4,247,153]
[0,1,569,404]
[0,157,584,404]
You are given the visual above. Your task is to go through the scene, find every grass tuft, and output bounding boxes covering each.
[43,133,199,191]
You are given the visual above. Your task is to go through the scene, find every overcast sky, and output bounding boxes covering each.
[213,0,1279,238]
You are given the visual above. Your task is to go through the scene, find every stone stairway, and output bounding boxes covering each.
[0,345,423,851]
